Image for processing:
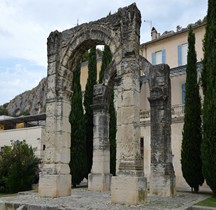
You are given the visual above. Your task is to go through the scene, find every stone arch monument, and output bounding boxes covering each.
[38,3,175,205]
[39,3,147,203]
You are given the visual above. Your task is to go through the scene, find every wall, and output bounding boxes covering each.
[140,71,186,111]
[140,24,205,68]
[0,126,45,159]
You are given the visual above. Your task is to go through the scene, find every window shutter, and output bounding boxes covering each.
[151,52,156,65]
[182,83,186,104]
[178,45,182,66]
[162,49,166,64]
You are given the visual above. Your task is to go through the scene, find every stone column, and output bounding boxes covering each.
[88,88,112,191]
[38,31,72,197]
[148,64,176,197]
[111,59,147,205]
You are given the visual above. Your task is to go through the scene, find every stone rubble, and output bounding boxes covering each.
[0,188,211,210]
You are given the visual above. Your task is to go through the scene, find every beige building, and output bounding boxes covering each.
[0,114,46,159]
[140,23,206,189]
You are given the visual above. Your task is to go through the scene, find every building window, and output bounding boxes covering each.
[178,43,188,66]
[151,49,166,65]
[43,145,46,151]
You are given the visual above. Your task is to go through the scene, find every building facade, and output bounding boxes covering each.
[0,114,46,159]
[140,23,206,188]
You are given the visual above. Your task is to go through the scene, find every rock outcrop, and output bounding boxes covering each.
[5,78,47,116]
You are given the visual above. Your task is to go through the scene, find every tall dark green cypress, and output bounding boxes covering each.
[181,27,203,192]
[99,45,112,83]
[99,45,116,176]
[109,92,116,176]
[201,0,216,193]
[84,47,97,175]
[69,62,87,187]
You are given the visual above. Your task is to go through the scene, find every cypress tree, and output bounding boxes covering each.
[99,45,112,83]
[84,47,97,175]
[99,45,116,176]
[109,92,116,176]
[69,62,87,187]
[201,0,216,193]
[181,27,204,192]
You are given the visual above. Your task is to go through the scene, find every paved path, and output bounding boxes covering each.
[0,188,212,210]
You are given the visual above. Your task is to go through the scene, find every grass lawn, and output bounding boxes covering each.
[195,197,216,207]
[0,193,17,198]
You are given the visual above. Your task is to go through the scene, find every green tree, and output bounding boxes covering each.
[0,106,8,115]
[69,62,87,187]
[181,27,204,192]
[99,45,116,176]
[201,0,216,193]
[109,92,116,176]
[0,140,40,193]
[99,45,112,83]
[84,47,97,174]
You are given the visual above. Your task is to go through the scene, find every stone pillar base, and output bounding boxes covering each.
[88,173,112,192]
[111,175,147,205]
[38,174,71,197]
[150,175,176,197]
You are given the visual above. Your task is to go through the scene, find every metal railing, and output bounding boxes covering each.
[140,104,185,121]
[171,104,185,117]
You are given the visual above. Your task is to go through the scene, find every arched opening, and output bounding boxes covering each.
[39,3,148,205]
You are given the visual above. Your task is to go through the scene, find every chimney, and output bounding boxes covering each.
[151,27,159,40]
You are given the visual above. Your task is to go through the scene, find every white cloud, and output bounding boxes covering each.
[0,60,46,104]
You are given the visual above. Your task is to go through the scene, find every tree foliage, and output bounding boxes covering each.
[181,27,203,192]
[99,45,112,83]
[0,106,8,116]
[69,62,87,187]
[84,47,97,175]
[0,141,40,193]
[99,45,116,176]
[201,0,216,193]
[109,92,116,176]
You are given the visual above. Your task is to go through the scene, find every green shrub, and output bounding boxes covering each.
[0,140,41,193]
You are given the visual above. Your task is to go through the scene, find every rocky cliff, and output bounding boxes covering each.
[5,78,47,116]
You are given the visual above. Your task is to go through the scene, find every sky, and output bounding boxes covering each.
[0,0,208,105]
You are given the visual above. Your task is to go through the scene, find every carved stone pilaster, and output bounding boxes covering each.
[148,64,176,197]
[88,84,112,191]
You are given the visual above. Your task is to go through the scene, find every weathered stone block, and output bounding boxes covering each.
[111,175,147,205]
[56,100,71,117]
[56,131,71,148]
[121,73,139,91]
[119,106,140,125]
[120,90,140,107]
[45,115,71,133]
[38,174,71,197]
[92,150,110,173]
[150,173,176,197]
[88,173,112,192]
[42,163,70,174]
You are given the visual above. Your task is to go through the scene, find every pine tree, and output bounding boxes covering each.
[181,27,204,192]
[84,47,97,175]
[201,0,216,193]
[99,45,116,176]
[69,62,87,187]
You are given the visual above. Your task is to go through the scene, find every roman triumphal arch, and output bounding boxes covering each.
[38,3,175,205]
